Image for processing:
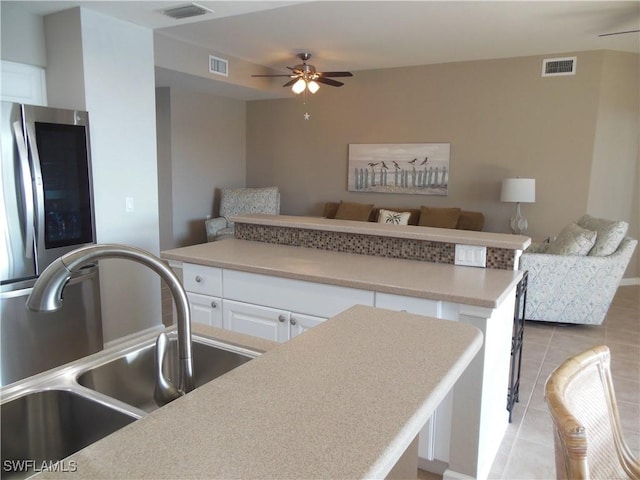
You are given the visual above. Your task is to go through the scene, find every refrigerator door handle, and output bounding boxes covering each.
[12,121,35,260]
[24,120,45,270]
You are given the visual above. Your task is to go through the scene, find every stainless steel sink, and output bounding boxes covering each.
[0,329,261,479]
[77,335,255,412]
[1,389,137,479]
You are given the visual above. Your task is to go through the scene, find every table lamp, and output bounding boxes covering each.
[501,178,535,234]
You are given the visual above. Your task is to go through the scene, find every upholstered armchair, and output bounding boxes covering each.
[519,215,636,325]
[205,186,280,242]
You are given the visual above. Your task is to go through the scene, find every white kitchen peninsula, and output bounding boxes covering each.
[162,227,526,480]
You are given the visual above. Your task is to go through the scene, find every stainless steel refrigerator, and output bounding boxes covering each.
[0,102,102,387]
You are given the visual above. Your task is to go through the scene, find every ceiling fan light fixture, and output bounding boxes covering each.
[307,80,320,94]
[292,78,307,94]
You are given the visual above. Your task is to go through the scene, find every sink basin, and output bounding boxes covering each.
[1,389,137,479]
[77,336,254,412]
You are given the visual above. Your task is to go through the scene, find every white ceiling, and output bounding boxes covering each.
[9,1,640,99]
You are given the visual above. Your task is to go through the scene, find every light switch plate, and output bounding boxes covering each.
[454,244,487,268]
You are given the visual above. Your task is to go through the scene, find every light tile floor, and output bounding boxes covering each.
[418,285,640,480]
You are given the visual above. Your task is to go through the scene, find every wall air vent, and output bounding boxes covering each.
[542,57,577,77]
[161,3,213,20]
[209,55,229,77]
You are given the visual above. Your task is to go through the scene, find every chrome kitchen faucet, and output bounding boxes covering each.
[26,244,194,405]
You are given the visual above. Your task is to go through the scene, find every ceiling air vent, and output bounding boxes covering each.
[209,55,228,77]
[162,3,213,20]
[542,57,577,77]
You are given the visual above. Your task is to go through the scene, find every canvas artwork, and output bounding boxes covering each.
[348,143,450,195]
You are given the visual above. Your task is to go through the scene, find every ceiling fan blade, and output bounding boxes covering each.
[318,71,353,78]
[282,78,298,87]
[252,74,296,78]
[599,29,640,37]
[316,77,344,87]
[286,66,304,74]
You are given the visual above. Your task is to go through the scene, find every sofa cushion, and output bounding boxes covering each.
[377,209,411,225]
[323,202,340,219]
[418,206,461,228]
[334,201,374,221]
[577,214,628,256]
[546,223,597,256]
[371,207,420,225]
[457,211,485,231]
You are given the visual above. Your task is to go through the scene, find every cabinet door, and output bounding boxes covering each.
[222,300,289,343]
[187,292,222,328]
[289,312,326,339]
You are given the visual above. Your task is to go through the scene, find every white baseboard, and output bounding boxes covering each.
[443,469,477,480]
[620,277,640,286]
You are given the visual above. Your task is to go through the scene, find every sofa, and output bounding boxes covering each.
[205,186,280,241]
[323,201,485,231]
[519,215,637,325]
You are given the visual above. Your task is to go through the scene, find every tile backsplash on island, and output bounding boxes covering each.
[234,221,520,270]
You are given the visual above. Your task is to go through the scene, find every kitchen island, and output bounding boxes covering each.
[162,237,524,480]
[36,306,482,479]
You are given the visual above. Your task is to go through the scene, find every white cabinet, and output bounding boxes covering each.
[374,291,457,466]
[375,292,459,321]
[1,61,47,105]
[222,300,326,342]
[183,263,222,296]
[223,270,374,318]
[222,300,289,342]
[187,292,222,328]
[183,264,224,328]
[289,312,326,339]
[219,269,371,342]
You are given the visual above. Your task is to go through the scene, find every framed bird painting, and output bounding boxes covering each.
[348,143,450,195]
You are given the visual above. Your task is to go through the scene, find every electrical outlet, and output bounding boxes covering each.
[125,197,134,213]
[455,244,487,268]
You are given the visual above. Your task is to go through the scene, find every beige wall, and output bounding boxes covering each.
[156,87,247,247]
[43,8,163,342]
[247,50,639,278]
[588,52,639,277]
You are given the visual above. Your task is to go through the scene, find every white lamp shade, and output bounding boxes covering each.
[307,80,320,94]
[501,178,535,203]
[291,78,306,94]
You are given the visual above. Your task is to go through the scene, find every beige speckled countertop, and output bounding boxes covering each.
[231,214,531,250]
[37,305,482,479]
[162,239,523,308]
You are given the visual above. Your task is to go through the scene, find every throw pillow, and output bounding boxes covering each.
[546,223,597,256]
[334,201,374,221]
[377,209,411,225]
[577,214,628,256]
[418,206,461,229]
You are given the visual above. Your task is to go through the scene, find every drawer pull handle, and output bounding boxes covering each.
[195,275,203,283]
[290,317,297,326]
[211,301,217,308]
[278,314,286,323]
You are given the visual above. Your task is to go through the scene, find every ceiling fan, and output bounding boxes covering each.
[252,53,353,95]
[598,29,640,37]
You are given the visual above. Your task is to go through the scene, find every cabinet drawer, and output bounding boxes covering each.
[183,263,222,296]
[375,292,441,317]
[223,270,374,318]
